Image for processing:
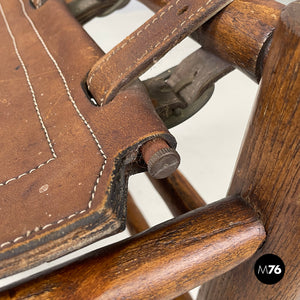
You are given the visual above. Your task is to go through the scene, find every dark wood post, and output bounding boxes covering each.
[199,2,300,299]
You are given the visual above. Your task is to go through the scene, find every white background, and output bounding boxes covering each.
[1,0,293,297]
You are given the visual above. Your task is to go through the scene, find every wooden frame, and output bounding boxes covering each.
[0,0,299,299]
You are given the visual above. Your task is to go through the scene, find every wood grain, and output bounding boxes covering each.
[138,0,284,81]
[1,197,265,300]
[126,193,149,235]
[126,193,193,300]
[199,2,300,299]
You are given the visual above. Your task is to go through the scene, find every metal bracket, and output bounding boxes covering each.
[143,48,234,128]
[30,0,130,24]
[67,0,130,24]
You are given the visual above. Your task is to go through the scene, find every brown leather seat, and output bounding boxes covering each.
[0,0,175,279]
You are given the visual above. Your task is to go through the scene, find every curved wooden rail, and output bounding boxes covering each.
[1,197,265,299]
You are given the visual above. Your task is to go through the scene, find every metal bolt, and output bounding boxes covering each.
[141,138,180,179]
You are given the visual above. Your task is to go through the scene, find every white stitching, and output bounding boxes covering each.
[13,236,24,243]
[0,0,107,249]
[0,3,57,187]
[0,158,55,187]
[154,41,161,48]
[67,214,77,220]
[19,0,107,201]
[112,2,213,87]
[0,3,55,155]
[163,35,170,41]
[171,28,178,35]
[42,224,53,230]
[87,0,183,89]
[88,0,214,105]
[0,242,10,248]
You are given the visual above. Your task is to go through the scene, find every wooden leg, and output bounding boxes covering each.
[126,193,149,235]
[147,170,206,216]
[199,2,300,299]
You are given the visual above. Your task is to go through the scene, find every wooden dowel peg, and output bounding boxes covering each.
[141,138,180,179]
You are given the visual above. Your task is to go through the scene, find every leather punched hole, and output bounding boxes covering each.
[81,80,98,106]
[30,0,48,9]
[177,5,189,16]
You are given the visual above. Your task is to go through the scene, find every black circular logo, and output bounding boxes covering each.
[254,254,285,285]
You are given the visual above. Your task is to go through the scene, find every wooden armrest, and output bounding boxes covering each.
[2,196,265,299]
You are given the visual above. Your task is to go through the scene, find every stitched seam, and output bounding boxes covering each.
[19,0,107,220]
[0,3,57,187]
[88,0,209,105]
[96,5,205,105]
[0,0,107,249]
[87,0,183,89]
[0,158,56,187]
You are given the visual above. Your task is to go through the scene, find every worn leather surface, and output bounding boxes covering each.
[0,0,175,278]
[87,0,233,105]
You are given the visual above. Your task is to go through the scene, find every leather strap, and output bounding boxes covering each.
[87,0,233,106]
[143,48,233,128]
